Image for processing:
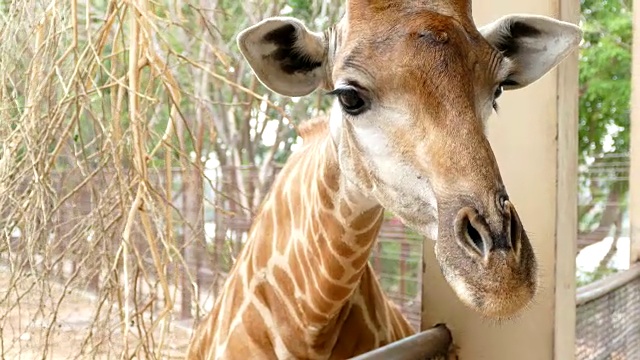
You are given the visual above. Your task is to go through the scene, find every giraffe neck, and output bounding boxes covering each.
[246,124,385,339]
[185,120,414,360]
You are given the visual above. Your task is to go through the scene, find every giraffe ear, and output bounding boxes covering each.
[479,14,582,90]
[237,17,327,97]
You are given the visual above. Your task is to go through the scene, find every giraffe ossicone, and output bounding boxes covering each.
[186,1,582,358]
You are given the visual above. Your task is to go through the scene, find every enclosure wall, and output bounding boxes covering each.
[420,0,580,359]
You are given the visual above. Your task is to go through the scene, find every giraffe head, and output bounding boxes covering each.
[237,0,581,319]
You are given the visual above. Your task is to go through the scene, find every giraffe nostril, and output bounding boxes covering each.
[508,202,521,252]
[455,207,491,257]
[466,221,484,255]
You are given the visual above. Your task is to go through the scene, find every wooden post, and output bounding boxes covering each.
[421,0,580,358]
[629,0,640,264]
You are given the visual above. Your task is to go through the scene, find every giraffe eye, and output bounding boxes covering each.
[494,85,503,100]
[492,85,504,111]
[328,86,369,116]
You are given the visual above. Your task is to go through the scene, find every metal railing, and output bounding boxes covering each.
[349,324,453,360]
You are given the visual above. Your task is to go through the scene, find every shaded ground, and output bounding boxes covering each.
[0,266,193,359]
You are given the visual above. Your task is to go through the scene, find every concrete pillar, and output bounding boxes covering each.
[629,0,640,264]
[421,0,580,359]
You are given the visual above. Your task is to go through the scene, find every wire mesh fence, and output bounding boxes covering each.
[576,265,640,360]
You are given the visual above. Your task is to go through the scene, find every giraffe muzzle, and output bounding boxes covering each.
[434,197,537,319]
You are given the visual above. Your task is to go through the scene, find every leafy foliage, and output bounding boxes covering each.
[579,0,632,160]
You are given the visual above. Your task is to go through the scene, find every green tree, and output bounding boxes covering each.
[577,0,632,282]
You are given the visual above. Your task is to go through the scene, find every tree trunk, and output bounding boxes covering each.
[180,166,204,319]
[595,212,624,274]
[577,188,622,251]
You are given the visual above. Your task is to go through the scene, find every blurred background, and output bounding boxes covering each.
[0,0,632,358]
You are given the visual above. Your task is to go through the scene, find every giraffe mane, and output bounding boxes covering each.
[296,117,329,143]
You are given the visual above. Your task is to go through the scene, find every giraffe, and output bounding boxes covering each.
[186,0,582,358]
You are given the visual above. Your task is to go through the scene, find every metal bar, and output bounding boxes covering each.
[349,324,452,360]
[576,264,640,306]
